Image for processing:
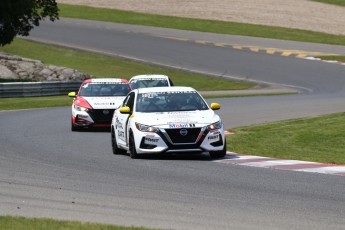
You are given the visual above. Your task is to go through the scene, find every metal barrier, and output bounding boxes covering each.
[0,81,82,98]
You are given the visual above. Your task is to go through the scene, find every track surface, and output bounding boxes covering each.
[1,19,345,229]
[27,19,345,128]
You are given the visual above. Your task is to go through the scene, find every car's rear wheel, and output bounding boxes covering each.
[209,139,227,159]
[111,129,126,155]
[129,132,139,159]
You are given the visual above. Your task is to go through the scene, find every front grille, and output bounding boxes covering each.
[164,128,202,144]
[88,109,115,124]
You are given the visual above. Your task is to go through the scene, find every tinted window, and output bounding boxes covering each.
[79,83,131,97]
[130,78,169,89]
[136,91,208,112]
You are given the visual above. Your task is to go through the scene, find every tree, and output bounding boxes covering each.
[0,0,59,46]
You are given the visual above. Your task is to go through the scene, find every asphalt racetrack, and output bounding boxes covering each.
[1,18,345,229]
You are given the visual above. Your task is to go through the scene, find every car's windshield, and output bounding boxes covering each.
[130,78,169,89]
[79,83,131,97]
[136,91,209,112]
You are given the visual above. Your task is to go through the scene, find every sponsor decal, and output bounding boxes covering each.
[145,137,159,144]
[168,123,196,128]
[142,93,158,98]
[134,78,166,81]
[167,111,195,115]
[115,118,123,129]
[91,79,123,84]
[169,123,188,128]
[94,102,111,106]
[118,131,125,138]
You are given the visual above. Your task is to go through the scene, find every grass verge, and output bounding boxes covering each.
[312,0,345,6]
[318,55,345,62]
[58,4,345,46]
[0,95,72,111]
[227,112,345,164]
[0,216,153,230]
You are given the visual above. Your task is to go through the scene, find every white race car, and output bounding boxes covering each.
[129,74,174,89]
[68,78,132,131]
[111,86,226,159]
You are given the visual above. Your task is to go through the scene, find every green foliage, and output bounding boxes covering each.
[0,0,59,46]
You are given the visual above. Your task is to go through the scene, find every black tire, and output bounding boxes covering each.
[128,132,139,159]
[209,139,227,159]
[111,129,126,155]
[71,119,80,131]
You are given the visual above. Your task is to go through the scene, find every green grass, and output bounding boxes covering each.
[318,55,345,62]
[0,95,73,111]
[312,0,345,6]
[0,216,154,230]
[0,39,253,91]
[227,112,345,164]
[58,4,345,46]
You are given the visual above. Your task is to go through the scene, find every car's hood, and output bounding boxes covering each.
[83,96,125,109]
[135,110,220,127]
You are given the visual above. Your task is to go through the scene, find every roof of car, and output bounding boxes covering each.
[83,78,129,83]
[129,74,170,81]
[136,86,195,94]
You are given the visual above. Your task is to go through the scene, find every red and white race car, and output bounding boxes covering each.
[68,78,131,131]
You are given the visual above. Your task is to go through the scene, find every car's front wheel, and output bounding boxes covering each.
[209,139,227,159]
[71,119,80,131]
[111,129,126,155]
[129,132,139,159]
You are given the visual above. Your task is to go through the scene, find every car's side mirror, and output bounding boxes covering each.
[119,106,131,114]
[68,92,76,97]
[210,103,221,110]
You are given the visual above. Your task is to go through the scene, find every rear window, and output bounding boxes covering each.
[130,78,169,89]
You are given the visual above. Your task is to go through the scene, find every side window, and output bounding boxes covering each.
[122,94,130,107]
[123,92,135,112]
[169,78,174,86]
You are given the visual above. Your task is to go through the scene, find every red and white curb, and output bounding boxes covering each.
[214,153,345,177]
[304,56,345,66]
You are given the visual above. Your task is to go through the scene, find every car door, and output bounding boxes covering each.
[115,92,135,146]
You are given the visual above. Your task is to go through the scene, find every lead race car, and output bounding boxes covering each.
[111,86,226,159]
[68,78,131,131]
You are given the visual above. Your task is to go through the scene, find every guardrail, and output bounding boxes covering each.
[0,81,82,98]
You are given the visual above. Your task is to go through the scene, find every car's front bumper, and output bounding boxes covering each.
[72,108,115,128]
[133,127,225,154]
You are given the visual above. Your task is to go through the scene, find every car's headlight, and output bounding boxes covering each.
[74,105,89,112]
[207,120,222,131]
[135,122,158,132]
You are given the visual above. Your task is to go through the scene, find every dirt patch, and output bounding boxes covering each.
[57,0,345,36]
